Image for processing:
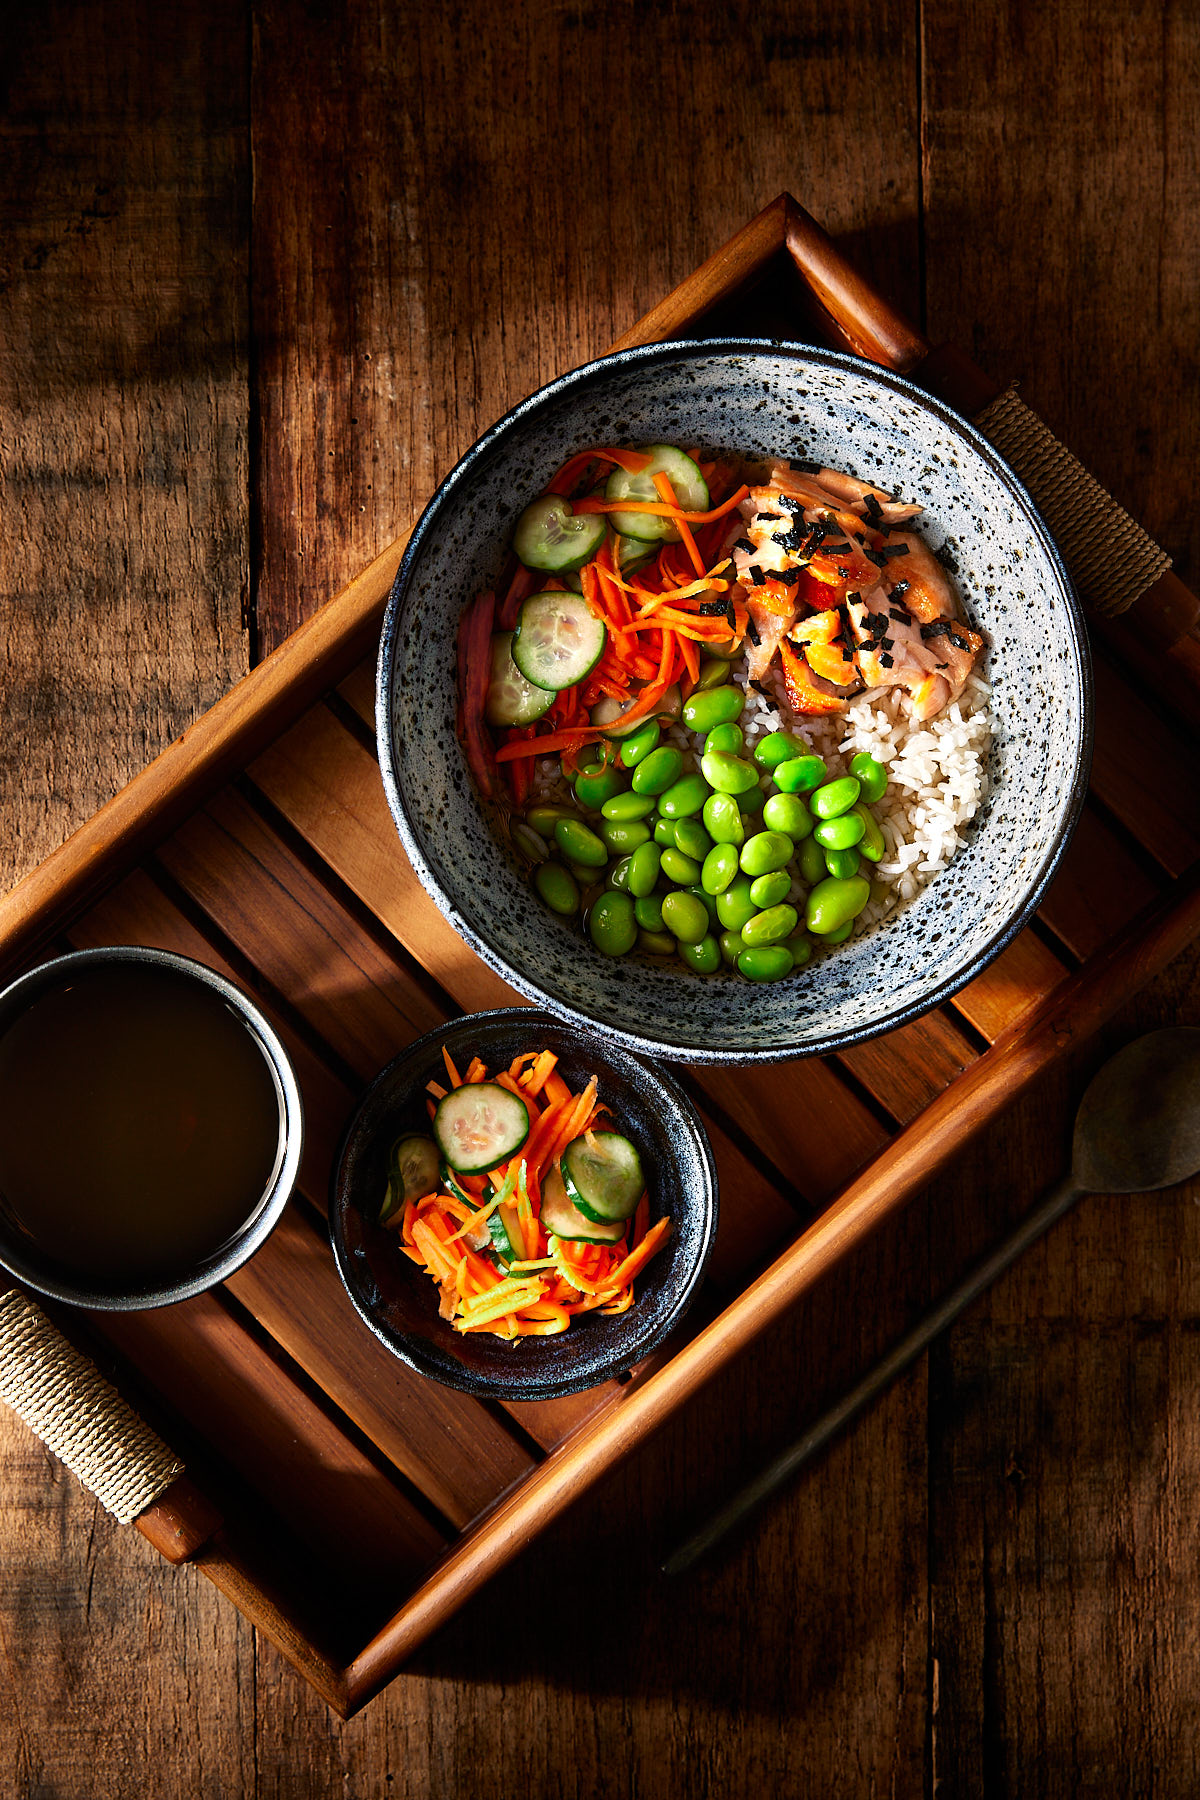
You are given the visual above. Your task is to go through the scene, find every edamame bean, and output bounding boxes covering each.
[715,875,758,931]
[704,722,745,757]
[658,772,711,819]
[660,846,702,886]
[654,816,677,846]
[673,818,712,861]
[632,746,684,795]
[574,765,626,809]
[852,803,885,863]
[772,755,827,795]
[511,821,549,863]
[695,657,731,691]
[533,862,579,915]
[702,843,740,895]
[719,930,743,966]
[600,817,651,854]
[737,945,793,982]
[682,686,744,733]
[813,811,866,852]
[739,830,794,878]
[783,932,812,967]
[738,784,766,817]
[850,751,888,804]
[679,935,722,975]
[627,842,662,899]
[606,855,633,891]
[703,793,744,846]
[753,730,811,772]
[589,891,637,956]
[741,902,798,946]
[601,789,657,823]
[821,919,854,945]
[554,817,608,867]
[810,775,861,819]
[805,874,871,936]
[636,897,666,937]
[685,885,720,928]
[823,847,862,880]
[701,750,759,795]
[568,860,599,885]
[527,803,576,838]
[661,890,710,945]
[618,719,661,768]
[638,929,677,957]
[762,792,813,840]
[566,744,608,780]
[798,835,827,885]
[749,870,791,909]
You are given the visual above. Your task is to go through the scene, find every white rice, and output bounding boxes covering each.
[527,660,996,943]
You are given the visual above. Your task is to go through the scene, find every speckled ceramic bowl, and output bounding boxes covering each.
[329,1010,718,1399]
[378,341,1091,1062]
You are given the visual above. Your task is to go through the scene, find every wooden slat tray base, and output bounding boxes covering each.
[3,195,1198,1717]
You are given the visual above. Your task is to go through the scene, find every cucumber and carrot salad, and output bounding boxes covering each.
[380,1043,671,1341]
[456,444,751,808]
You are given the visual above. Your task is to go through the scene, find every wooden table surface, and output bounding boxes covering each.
[3,2,1199,1792]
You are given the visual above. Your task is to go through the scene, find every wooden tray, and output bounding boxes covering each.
[3,194,1198,1717]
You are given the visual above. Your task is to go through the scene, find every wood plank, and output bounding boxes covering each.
[89,1293,446,1595]
[157,786,447,1079]
[222,1206,537,1527]
[248,705,519,1014]
[1087,657,1200,877]
[694,1056,890,1206]
[1038,807,1162,962]
[0,0,250,893]
[950,928,1070,1043]
[838,1009,979,1127]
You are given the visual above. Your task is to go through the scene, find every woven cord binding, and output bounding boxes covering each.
[0,1288,183,1524]
[972,387,1171,618]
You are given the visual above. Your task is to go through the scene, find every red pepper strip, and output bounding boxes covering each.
[651,471,706,578]
[573,484,750,524]
[494,727,605,762]
[498,561,537,630]
[457,591,498,798]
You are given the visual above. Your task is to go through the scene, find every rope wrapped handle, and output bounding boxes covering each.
[0,1287,218,1556]
[973,387,1171,618]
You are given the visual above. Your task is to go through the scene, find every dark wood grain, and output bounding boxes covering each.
[2,0,1198,1790]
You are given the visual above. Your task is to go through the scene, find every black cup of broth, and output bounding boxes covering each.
[0,947,304,1309]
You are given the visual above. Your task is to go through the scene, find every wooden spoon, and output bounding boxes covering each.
[663,1028,1200,1575]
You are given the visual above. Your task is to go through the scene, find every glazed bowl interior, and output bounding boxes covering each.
[378,340,1091,1062]
[329,1010,719,1401]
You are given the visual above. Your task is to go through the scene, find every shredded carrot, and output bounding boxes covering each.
[494,726,605,762]
[573,483,749,524]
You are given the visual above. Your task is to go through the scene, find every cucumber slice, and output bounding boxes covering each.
[512,591,607,691]
[605,446,709,543]
[513,496,607,572]
[487,1201,526,1266]
[590,693,644,738]
[380,1132,441,1225]
[560,1131,645,1222]
[485,632,556,728]
[540,1164,626,1245]
[434,1082,530,1174]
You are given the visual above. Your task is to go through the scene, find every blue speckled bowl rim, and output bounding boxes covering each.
[328,1008,720,1400]
[377,338,1093,1065]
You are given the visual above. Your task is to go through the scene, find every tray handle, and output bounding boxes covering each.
[0,1287,221,1563]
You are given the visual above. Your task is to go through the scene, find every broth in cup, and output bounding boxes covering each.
[0,948,303,1309]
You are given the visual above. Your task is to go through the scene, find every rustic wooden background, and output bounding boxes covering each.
[2,0,1199,1793]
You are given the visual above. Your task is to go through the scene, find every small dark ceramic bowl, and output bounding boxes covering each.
[328,1009,718,1400]
[377,339,1092,1062]
[0,946,304,1310]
